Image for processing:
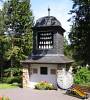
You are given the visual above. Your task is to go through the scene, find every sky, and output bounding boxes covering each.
[0,0,73,37]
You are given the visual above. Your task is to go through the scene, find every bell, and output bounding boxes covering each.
[40,41,41,44]
[42,45,43,49]
[39,45,41,49]
[46,45,48,49]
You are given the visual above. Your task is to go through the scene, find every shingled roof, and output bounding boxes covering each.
[35,16,61,27]
[21,54,73,64]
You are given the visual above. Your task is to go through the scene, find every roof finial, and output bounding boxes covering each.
[48,7,50,16]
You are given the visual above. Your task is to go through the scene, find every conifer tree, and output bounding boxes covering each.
[69,0,90,65]
[0,0,33,77]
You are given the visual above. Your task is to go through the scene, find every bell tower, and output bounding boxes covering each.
[21,10,73,88]
[32,15,65,56]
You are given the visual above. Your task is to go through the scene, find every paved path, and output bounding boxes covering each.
[0,88,90,100]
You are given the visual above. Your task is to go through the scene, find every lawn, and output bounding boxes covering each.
[80,83,90,87]
[0,83,19,89]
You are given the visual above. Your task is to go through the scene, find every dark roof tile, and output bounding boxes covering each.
[35,16,61,27]
[21,54,73,64]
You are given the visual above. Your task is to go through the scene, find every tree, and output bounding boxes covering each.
[64,36,73,59]
[0,10,4,65]
[0,0,33,77]
[69,0,90,66]
[0,10,5,80]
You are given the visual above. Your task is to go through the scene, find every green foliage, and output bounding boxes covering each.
[0,10,7,67]
[35,81,55,90]
[64,37,73,59]
[0,10,5,35]
[0,0,33,78]
[4,67,22,76]
[5,46,26,61]
[2,76,22,84]
[2,67,22,84]
[3,0,33,62]
[69,0,90,65]
[74,67,90,84]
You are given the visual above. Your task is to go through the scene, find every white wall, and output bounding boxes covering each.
[29,64,57,88]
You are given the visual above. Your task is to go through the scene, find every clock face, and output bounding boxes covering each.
[57,69,73,89]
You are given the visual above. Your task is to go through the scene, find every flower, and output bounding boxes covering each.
[0,96,2,100]
[0,96,10,100]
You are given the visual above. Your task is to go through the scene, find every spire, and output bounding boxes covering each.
[48,7,50,16]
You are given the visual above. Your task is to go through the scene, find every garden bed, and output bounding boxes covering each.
[35,81,55,90]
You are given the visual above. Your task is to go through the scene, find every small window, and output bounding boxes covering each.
[40,67,48,75]
[50,69,56,75]
[33,68,38,74]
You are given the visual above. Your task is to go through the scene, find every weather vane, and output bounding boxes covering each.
[48,7,50,16]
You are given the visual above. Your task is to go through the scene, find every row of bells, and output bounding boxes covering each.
[40,37,52,39]
[40,33,52,36]
[39,45,53,49]
[39,41,53,44]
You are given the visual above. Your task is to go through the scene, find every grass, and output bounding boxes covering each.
[0,83,19,89]
[80,83,90,87]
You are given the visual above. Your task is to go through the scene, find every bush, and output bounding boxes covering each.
[74,67,90,84]
[2,76,22,84]
[35,81,54,90]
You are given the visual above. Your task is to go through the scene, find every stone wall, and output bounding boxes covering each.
[22,64,30,88]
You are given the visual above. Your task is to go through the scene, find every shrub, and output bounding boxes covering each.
[35,81,54,90]
[74,67,90,84]
[2,76,22,84]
